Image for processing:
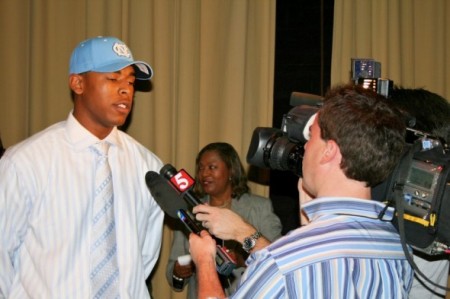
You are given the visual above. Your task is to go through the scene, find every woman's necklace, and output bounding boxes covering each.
[217,201,231,209]
[209,199,231,209]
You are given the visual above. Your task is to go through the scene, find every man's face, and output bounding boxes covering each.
[301,115,327,196]
[72,65,136,138]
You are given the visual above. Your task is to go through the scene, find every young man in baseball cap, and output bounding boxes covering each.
[0,36,164,298]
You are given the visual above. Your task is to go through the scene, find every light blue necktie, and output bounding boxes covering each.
[90,142,120,299]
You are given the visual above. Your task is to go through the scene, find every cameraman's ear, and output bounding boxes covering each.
[320,140,340,164]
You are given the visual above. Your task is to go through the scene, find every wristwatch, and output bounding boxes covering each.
[172,274,185,290]
[242,231,262,253]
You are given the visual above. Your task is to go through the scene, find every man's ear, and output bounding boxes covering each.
[320,139,340,164]
[69,74,84,95]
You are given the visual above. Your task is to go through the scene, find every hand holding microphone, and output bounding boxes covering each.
[173,254,194,277]
[193,204,251,242]
[145,164,237,276]
[172,254,194,291]
[188,230,220,275]
[160,164,237,276]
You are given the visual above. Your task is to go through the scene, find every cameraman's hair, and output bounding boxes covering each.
[390,87,450,144]
[319,84,406,187]
[193,142,250,199]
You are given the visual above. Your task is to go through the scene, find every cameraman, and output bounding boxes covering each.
[189,83,413,298]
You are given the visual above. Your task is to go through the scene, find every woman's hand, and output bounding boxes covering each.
[173,260,195,279]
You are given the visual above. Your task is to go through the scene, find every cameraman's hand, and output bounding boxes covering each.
[189,230,217,266]
[189,230,226,299]
[193,204,256,243]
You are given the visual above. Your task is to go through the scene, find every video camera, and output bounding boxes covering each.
[246,84,450,258]
[246,99,319,177]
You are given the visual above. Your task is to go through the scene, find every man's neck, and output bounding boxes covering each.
[316,179,371,200]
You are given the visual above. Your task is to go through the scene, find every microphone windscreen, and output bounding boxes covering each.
[145,171,189,218]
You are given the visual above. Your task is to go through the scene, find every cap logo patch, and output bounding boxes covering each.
[113,42,132,58]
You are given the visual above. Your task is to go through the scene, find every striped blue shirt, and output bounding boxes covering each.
[231,197,414,299]
[0,113,164,298]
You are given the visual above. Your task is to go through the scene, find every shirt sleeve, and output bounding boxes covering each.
[231,249,285,298]
[0,157,31,297]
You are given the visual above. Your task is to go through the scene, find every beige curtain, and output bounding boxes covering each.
[0,1,275,298]
[332,0,450,102]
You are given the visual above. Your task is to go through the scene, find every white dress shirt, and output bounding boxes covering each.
[0,113,164,298]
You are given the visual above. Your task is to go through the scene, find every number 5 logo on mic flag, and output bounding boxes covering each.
[170,169,195,192]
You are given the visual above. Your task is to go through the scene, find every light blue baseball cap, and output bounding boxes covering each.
[69,36,153,80]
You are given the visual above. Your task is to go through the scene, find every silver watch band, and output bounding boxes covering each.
[243,231,262,253]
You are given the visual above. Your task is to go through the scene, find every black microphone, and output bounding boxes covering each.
[159,164,202,207]
[145,171,189,218]
[156,164,237,276]
[145,170,206,235]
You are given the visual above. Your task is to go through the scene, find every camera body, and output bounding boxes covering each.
[246,104,319,177]
[246,89,450,257]
[382,135,450,256]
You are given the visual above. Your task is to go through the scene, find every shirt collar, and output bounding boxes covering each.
[302,197,395,222]
[66,111,122,151]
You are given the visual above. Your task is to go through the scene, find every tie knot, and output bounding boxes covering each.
[91,142,110,157]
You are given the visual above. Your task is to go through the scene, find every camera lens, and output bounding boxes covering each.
[268,137,304,176]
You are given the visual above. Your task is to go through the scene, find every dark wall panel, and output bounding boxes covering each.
[271,0,334,235]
